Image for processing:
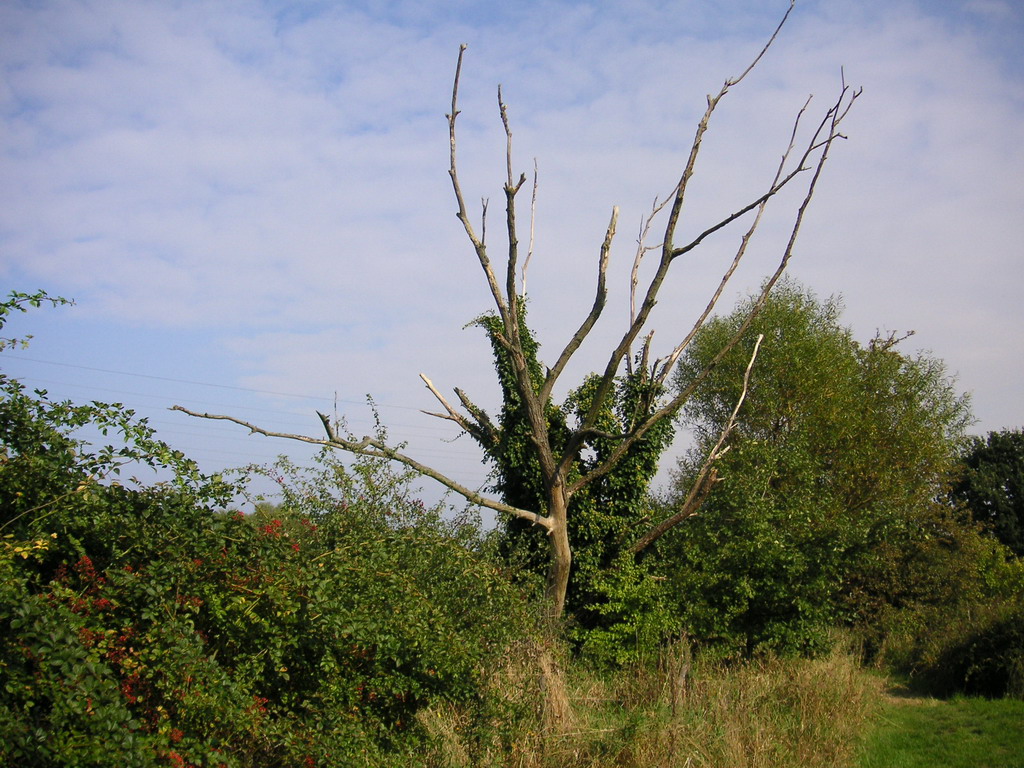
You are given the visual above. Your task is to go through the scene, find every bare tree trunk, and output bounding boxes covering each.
[545,484,572,616]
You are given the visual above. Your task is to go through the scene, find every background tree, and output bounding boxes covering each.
[953,429,1024,556]
[661,278,973,653]
[177,6,860,618]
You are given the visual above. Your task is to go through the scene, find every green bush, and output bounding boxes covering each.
[933,600,1024,698]
[882,597,1024,699]
[667,279,973,656]
[870,534,1024,698]
[1,441,539,765]
[0,293,540,766]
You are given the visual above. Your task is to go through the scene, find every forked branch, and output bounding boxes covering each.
[568,77,859,495]
[538,207,618,402]
[653,94,814,387]
[446,45,559,484]
[447,44,509,324]
[559,7,814,479]
[169,405,551,530]
[630,333,764,554]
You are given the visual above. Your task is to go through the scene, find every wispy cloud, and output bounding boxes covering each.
[2,0,1022,491]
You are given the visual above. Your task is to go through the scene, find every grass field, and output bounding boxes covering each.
[420,644,1024,768]
[418,642,882,767]
[857,688,1024,768]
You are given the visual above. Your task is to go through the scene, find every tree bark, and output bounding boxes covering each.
[545,484,572,616]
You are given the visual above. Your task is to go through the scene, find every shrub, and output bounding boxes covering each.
[1,441,541,765]
[0,294,541,765]
[932,600,1024,698]
[871,534,1024,698]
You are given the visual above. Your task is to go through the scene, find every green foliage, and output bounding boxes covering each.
[0,384,248,764]
[873,542,1024,698]
[560,369,677,664]
[665,278,974,655]
[926,599,1024,698]
[0,289,73,352]
[475,306,572,523]
[843,426,1024,697]
[0,447,538,764]
[953,428,1024,556]
[476,303,679,664]
[565,552,678,667]
[0,293,540,766]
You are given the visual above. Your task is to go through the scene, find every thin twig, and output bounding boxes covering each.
[631,333,764,554]
[522,159,538,295]
[170,405,550,530]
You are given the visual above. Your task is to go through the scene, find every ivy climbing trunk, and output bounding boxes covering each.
[176,8,859,629]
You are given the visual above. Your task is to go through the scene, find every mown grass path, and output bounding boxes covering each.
[857,686,1024,768]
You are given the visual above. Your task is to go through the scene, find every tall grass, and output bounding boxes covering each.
[415,639,882,768]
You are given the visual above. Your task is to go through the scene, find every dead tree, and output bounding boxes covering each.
[175,3,859,617]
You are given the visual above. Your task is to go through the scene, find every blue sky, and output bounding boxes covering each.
[2,0,1023,504]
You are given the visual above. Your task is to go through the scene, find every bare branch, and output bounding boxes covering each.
[446,56,562,493]
[499,85,526,317]
[726,0,794,87]
[631,333,764,554]
[630,467,721,556]
[522,159,538,295]
[171,405,551,530]
[447,44,510,322]
[625,195,672,376]
[570,78,859,496]
[559,19,802,476]
[539,207,618,402]
[454,387,500,446]
[668,88,838,264]
[419,374,479,430]
[480,197,488,246]
[631,196,671,329]
[656,2,794,271]
[870,329,915,353]
[504,6,799,433]
[700,333,763,464]
[654,95,813,388]
[463,81,560,487]
[667,166,803,262]
[418,374,500,448]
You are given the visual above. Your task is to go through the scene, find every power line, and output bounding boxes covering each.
[5,370,484,444]
[2,356,491,460]
[0,352,496,484]
[0,353,424,411]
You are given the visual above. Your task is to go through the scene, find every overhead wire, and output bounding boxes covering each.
[0,353,494,486]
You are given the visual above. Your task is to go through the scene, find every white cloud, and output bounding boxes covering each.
[2,0,1023,494]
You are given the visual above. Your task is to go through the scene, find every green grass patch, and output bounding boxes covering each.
[858,693,1024,768]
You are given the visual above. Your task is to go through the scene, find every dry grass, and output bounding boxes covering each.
[415,638,883,768]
